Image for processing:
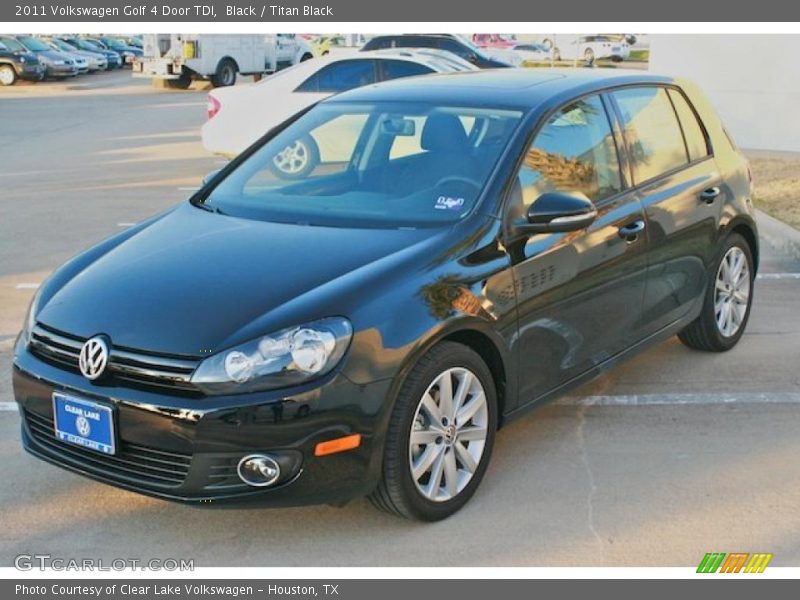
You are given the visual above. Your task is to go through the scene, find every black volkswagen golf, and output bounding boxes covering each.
[13,70,757,521]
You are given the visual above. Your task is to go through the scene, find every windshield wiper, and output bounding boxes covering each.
[192,200,224,215]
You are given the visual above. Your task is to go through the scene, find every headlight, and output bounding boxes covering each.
[19,56,26,63]
[19,286,43,347]
[190,317,353,394]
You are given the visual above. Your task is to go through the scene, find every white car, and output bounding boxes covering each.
[480,47,523,67]
[509,43,553,64]
[553,35,631,63]
[202,49,478,173]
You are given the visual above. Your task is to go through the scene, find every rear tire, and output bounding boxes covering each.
[211,58,237,87]
[0,64,17,86]
[678,232,754,352]
[369,342,497,521]
[166,75,192,90]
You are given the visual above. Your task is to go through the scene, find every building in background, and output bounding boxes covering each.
[649,35,800,152]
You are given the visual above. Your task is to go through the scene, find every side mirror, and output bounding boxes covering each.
[468,53,479,64]
[202,169,222,186]
[513,192,597,236]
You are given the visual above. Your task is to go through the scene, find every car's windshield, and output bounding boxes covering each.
[204,101,522,228]
[18,36,50,52]
[103,38,126,49]
[77,39,101,51]
[48,39,73,52]
[0,38,24,52]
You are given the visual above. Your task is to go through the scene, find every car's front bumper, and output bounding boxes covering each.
[13,343,392,505]
[45,64,79,77]
[17,63,45,81]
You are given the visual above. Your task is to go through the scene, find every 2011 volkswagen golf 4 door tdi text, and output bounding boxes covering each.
[14,70,757,521]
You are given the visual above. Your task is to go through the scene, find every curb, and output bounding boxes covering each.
[756,209,800,262]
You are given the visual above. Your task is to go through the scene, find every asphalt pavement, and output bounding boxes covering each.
[1,71,799,567]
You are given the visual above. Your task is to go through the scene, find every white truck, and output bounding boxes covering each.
[133,34,315,88]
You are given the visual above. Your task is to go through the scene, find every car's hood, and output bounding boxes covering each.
[38,202,440,356]
[36,50,71,61]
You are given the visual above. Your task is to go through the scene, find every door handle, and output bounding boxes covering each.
[618,219,646,242]
[700,187,720,204]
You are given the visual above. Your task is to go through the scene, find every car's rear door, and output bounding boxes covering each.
[506,93,649,405]
[609,85,721,335]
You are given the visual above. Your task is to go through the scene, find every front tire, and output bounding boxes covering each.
[0,64,17,86]
[369,342,497,521]
[678,232,754,352]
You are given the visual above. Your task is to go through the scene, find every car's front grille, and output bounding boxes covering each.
[28,324,200,392]
[25,410,192,488]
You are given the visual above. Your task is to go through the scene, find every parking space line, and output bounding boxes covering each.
[14,283,40,290]
[558,392,800,406]
[0,402,18,412]
[757,273,800,280]
[177,187,199,191]
[117,222,136,227]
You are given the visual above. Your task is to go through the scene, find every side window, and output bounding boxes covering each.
[380,60,432,81]
[365,38,388,50]
[612,86,689,183]
[667,88,710,162]
[296,60,376,93]
[516,94,622,206]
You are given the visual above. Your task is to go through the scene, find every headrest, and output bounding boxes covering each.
[421,113,469,152]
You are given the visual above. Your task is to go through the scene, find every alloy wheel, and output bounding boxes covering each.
[714,246,751,337]
[272,140,310,175]
[0,66,15,86]
[408,367,488,502]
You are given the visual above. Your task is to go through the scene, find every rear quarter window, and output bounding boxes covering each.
[667,88,710,162]
[379,60,433,81]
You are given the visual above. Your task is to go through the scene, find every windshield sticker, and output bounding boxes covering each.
[435,196,465,211]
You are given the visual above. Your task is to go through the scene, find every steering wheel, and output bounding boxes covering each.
[435,175,482,192]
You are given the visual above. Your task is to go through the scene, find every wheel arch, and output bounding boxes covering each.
[386,319,515,430]
[721,215,759,273]
[216,55,239,73]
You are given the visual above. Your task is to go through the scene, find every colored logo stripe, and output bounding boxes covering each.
[744,553,773,573]
[697,552,773,573]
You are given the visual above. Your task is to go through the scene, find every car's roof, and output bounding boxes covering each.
[326,68,676,110]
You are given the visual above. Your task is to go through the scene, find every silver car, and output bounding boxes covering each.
[42,38,94,73]
[46,38,108,71]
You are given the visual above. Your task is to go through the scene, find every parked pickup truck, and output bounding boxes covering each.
[133,34,314,88]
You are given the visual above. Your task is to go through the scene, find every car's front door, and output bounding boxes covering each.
[609,85,721,336]
[505,93,649,405]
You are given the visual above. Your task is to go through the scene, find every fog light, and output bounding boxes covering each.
[237,454,281,487]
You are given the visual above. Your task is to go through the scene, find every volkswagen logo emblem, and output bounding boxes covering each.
[75,415,91,437]
[78,336,109,380]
